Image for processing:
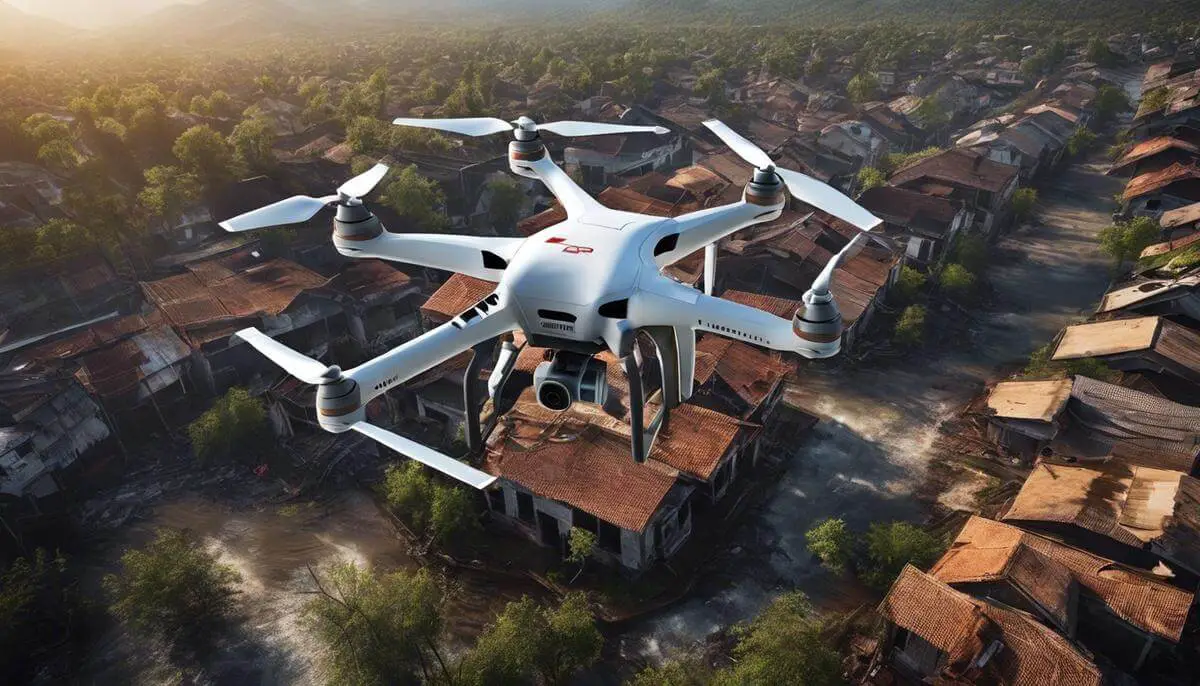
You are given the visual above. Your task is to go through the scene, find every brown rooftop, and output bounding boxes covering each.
[857,185,961,233]
[1111,137,1200,173]
[516,203,567,237]
[597,186,695,217]
[718,289,800,319]
[1052,316,1160,359]
[419,274,496,322]
[693,334,789,414]
[1158,201,1200,230]
[985,378,1073,422]
[648,402,751,481]
[75,326,191,399]
[1123,162,1200,201]
[879,565,1102,686]
[934,516,1192,642]
[889,148,1019,194]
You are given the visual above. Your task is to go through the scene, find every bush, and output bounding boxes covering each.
[856,166,886,192]
[1021,342,1119,382]
[939,263,977,301]
[430,485,480,549]
[104,528,241,643]
[0,550,83,684]
[384,461,481,550]
[187,387,269,463]
[723,592,842,686]
[383,460,434,532]
[863,522,943,590]
[1011,187,1037,220]
[805,518,852,573]
[892,265,927,303]
[951,234,989,273]
[1067,127,1097,156]
[1099,216,1160,266]
[894,305,927,347]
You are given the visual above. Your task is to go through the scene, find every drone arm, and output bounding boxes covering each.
[515,154,603,217]
[652,200,783,268]
[335,232,525,281]
[347,295,518,403]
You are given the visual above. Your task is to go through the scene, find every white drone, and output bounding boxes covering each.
[220,115,882,489]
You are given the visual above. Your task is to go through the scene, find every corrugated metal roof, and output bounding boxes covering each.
[890,148,1018,194]
[75,327,191,399]
[1123,163,1200,201]
[1112,137,1200,173]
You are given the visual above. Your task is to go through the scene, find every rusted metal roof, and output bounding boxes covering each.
[329,261,415,301]
[75,326,191,399]
[858,185,961,234]
[718,289,799,319]
[935,516,1192,642]
[667,165,729,198]
[1111,137,1200,173]
[597,186,695,217]
[694,334,789,413]
[419,274,496,322]
[1123,162,1200,201]
[986,378,1073,422]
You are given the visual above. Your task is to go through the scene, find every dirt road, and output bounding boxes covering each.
[616,154,1125,665]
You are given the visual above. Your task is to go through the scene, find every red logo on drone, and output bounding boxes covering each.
[546,237,594,254]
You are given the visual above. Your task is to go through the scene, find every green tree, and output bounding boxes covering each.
[863,521,942,590]
[893,265,927,303]
[186,387,269,463]
[487,176,526,231]
[856,166,886,192]
[1067,127,1097,156]
[805,518,852,573]
[1093,85,1130,123]
[1085,38,1117,67]
[1098,216,1160,265]
[254,75,278,96]
[304,563,448,686]
[207,90,235,118]
[938,263,977,301]
[138,165,201,230]
[951,233,988,273]
[847,72,880,104]
[35,138,78,170]
[346,115,391,156]
[567,527,597,583]
[430,485,480,550]
[229,115,275,172]
[460,593,602,686]
[914,96,949,127]
[173,124,237,185]
[382,165,448,230]
[34,219,94,261]
[721,592,842,686]
[1010,187,1038,220]
[0,229,36,275]
[1021,342,1118,382]
[0,549,82,684]
[383,460,435,533]
[894,304,927,347]
[104,528,241,643]
[628,655,713,686]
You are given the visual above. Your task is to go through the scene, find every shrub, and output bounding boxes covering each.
[805,518,852,573]
[892,265,927,304]
[383,460,434,532]
[951,234,989,273]
[856,166,886,192]
[1099,216,1160,266]
[939,263,977,301]
[862,522,943,590]
[187,387,269,463]
[1021,342,1119,382]
[1011,188,1038,220]
[1067,127,1097,156]
[894,305,927,347]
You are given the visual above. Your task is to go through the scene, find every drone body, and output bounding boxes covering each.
[220,116,884,490]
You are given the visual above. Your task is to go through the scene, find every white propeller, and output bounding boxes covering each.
[812,234,866,295]
[352,422,497,489]
[219,163,390,232]
[702,119,883,232]
[233,328,336,384]
[393,116,669,138]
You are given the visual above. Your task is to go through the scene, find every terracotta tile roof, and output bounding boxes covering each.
[649,402,749,480]
[1123,162,1200,201]
[1158,202,1200,230]
[881,566,1103,686]
[1111,137,1200,173]
[1002,461,1197,551]
[890,148,1019,194]
[936,516,1193,642]
[327,261,414,300]
[718,290,799,319]
[697,151,753,187]
[857,185,961,235]
[516,203,567,237]
[75,327,191,399]
[419,274,497,322]
[597,186,696,217]
[985,379,1073,422]
[141,257,330,344]
[485,402,679,532]
[693,334,788,412]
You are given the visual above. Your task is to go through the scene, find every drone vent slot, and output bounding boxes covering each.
[653,234,679,257]
[481,251,508,270]
[537,310,577,323]
[598,299,628,319]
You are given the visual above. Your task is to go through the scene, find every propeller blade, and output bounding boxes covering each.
[702,119,774,169]
[776,168,883,232]
[812,234,866,294]
[219,195,336,232]
[233,328,332,385]
[392,117,513,137]
[352,422,497,489]
[538,121,670,137]
[338,163,389,199]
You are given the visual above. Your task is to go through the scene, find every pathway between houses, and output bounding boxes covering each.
[610,154,1125,670]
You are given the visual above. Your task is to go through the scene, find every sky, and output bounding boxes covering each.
[5,0,194,28]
